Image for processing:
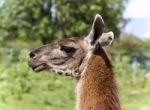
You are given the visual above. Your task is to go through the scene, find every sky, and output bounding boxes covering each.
[124,0,150,39]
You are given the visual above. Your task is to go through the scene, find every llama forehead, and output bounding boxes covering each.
[56,37,84,48]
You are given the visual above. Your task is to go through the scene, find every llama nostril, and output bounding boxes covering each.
[108,36,112,40]
[29,52,36,58]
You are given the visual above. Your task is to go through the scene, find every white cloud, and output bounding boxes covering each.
[143,32,150,39]
[124,0,150,18]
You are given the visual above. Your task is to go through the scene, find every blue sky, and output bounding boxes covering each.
[124,0,150,39]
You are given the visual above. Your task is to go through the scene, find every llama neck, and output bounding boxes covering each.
[76,44,121,110]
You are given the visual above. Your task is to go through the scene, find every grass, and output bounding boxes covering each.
[117,75,150,110]
[0,72,150,110]
[0,73,75,110]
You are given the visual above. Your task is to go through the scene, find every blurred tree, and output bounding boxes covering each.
[107,34,148,59]
[112,35,143,56]
[106,34,149,69]
[0,0,126,44]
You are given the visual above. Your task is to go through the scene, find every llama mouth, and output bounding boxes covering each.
[32,64,46,72]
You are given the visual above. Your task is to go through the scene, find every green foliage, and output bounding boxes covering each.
[0,48,75,110]
[109,35,143,56]
[0,48,150,110]
[113,55,150,110]
[114,55,146,85]
[0,0,126,43]
[107,35,150,68]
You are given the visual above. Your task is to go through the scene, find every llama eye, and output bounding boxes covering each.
[60,45,76,53]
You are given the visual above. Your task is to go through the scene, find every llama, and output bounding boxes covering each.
[28,14,121,110]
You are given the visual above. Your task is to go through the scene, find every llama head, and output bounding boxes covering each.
[28,14,113,77]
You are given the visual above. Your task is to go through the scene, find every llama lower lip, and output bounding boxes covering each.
[33,64,45,72]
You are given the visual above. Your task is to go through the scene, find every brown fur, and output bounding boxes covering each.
[76,43,121,110]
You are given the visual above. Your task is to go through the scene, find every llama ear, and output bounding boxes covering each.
[87,14,105,45]
[99,31,114,47]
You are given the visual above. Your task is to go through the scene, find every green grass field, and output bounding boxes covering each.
[0,73,150,110]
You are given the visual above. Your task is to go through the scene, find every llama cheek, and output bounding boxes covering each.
[40,55,49,62]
